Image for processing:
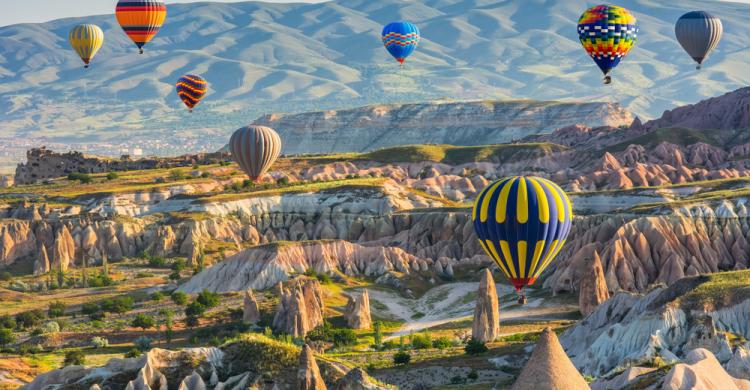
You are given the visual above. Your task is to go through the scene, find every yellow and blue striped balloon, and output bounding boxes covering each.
[472,176,573,292]
[68,24,104,68]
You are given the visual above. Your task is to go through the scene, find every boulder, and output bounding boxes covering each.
[578,250,610,317]
[298,345,326,390]
[344,290,372,330]
[511,328,589,390]
[472,269,500,343]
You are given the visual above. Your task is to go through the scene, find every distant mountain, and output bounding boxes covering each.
[2,0,750,145]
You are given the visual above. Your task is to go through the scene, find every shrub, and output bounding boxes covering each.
[134,336,152,352]
[0,329,15,348]
[276,177,289,186]
[81,302,99,315]
[147,256,168,268]
[410,333,432,349]
[63,350,85,366]
[15,310,45,330]
[432,336,453,350]
[101,296,134,314]
[88,273,114,287]
[106,172,119,181]
[393,350,411,365]
[307,323,357,347]
[124,348,141,358]
[169,169,186,181]
[451,375,465,385]
[169,271,182,281]
[131,314,155,330]
[0,315,16,330]
[41,321,60,334]
[467,370,479,381]
[171,259,187,271]
[464,338,488,355]
[185,301,206,317]
[316,273,332,284]
[171,291,188,305]
[91,336,109,348]
[151,291,165,302]
[0,272,12,281]
[201,172,211,178]
[48,301,66,318]
[242,179,254,189]
[68,173,92,184]
[185,315,200,328]
[196,290,220,308]
[155,177,166,184]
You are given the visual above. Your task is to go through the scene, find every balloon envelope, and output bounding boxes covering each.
[69,24,104,68]
[577,5,638,77]
[472,176,573,292]
[381,21,420,64]
[176,75,208,111]
[230,126,282,181]
[116,0,167,53]
[675,11,723,67]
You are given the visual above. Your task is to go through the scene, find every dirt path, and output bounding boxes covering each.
[363,282,576,339]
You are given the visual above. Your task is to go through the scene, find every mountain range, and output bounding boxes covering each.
[2,0,750,147]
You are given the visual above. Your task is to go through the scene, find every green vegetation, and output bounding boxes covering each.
[67,172,92,184]
[464,339,488,355]
[0,328,15,348]
[393,350,411,365]
[607,127,722,152]
[359,143,567,165]
[307,322,358,347]
[197,177,387,203]
[171,291,189,305]
[47,301,66,318]
[131,314,155,330]
[679,270,750,310]
[63,350,85,366]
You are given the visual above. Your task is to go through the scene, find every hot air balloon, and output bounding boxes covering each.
[176,75,208,112]
[675,11,723,70]
[69,24,104,68]
[230,125,282,182]
[577,5,638,84]
[472,176,573,304]
[381,21,420,65]
[116,0,167,54]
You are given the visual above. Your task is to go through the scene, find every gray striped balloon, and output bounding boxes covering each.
[230,125,282,181]
[675,11,723,69]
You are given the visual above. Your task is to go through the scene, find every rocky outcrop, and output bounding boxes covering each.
[177,372,206,390]
[662,349,750,390]
[511,328,589,390]
[273,280,325,338]
[255,101,633,155]
[472,269,500,343]
[578,251,609,317]
[645,87,750,132]
[560,273,750,376]
[179,241,432,293]
[298,345,326,390]
[242,289,261,325]
[728,347,750,381]
[332,368,387,390]
[344,290,372,330]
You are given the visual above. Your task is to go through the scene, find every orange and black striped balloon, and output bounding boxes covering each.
[176,75,208,112]
[116,0,167,54]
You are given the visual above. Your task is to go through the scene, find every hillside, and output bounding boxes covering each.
[3,0,750,159]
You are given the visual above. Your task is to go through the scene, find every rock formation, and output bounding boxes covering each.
[472,269,500,343]
[242,289,260,325]
[177,372,206,390]
[344,290,372,330]
[332,368,385,390]
[273,280,325,338]
[578,250,609,317]
[728,347,750,381]
[254,100,633,155]
[511,328,589,390]
[662,349,750,390]
[298,345,326,390]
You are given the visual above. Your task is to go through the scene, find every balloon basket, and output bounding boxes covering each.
[603,75,612,85]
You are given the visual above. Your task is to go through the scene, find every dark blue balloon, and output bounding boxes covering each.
[381,21,420,64]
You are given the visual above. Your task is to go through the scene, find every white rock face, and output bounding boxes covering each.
[254,100,633,154]
[179,240,431,293]
[728,347,750,381]
[662,349,750,390]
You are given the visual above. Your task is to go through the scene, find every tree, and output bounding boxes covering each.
[0,315,16,330]
[373,321,383,349]
[63,350,85,366]
[125,348,141,358]
[411,333,432,349]
[15,310,45,330]
[0,329,15,348]
[171,291,188,305]
[161,310,174,346]
[432,336,452,350]
[196,290,220,308]
[467,370,479,381]
[48,301,67,318]
[464,338,488,355]
[151,291,165,302]
[185,301,206,317]
[101,296,134,315]
[393,350,411,365]
[82,302,100,316]
[131,314,155,330]
[91,337,109,348]
[0,271,12,281]
[134,336,152,352]
[185,315,199,328]
[106,172,119,181]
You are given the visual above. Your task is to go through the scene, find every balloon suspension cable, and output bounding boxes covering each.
[603,75,612,85]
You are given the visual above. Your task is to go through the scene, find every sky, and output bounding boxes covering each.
[1,0,747,27]
[0,0,328,27]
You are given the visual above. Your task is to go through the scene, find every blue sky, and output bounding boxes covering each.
[0,0,328,27]
[1,0,746,27]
